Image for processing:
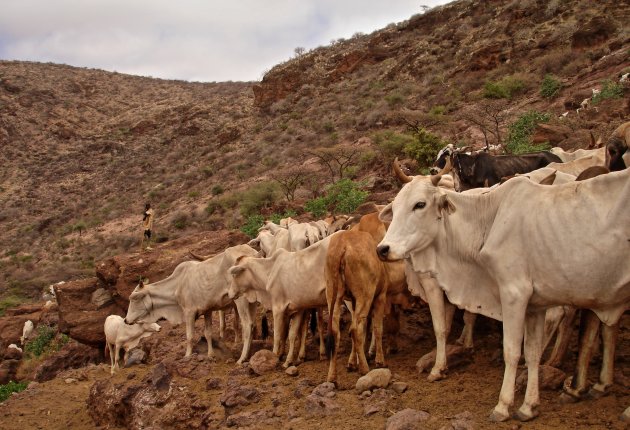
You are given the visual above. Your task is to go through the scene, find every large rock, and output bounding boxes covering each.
[248,349,278,375]
[220,381,261,411]
[0,304,45,351]
[355,368,392,393]
[96,230,249,305]
[532,124,572,145]
[386,409,431,430]
[33,340,101,382]
[56,278,125,345]
[0,359,20,384]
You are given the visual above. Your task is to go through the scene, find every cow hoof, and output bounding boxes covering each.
[586,387,606,400]
[427,372,446,382]
[319,354,327,361]
[374,361,386,369]
[346,363,357,372]
[514,407,539,422]
[488,409,509,422]
[558,392,580,404]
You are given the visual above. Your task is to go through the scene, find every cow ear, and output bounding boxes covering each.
[379,203,393,223]
[229,266,246,277]
[437,194,456,216]
[538,171,556,185]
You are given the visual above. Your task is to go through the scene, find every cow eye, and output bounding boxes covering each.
[413,201,426,210]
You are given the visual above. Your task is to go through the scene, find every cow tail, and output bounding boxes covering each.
[261,313,269,340]
[325,247,345,359]
[310,308,317,336]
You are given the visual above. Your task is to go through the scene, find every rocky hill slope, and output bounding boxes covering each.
[1,0,629,303]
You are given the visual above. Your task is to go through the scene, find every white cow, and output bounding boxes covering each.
[8,344,22,353]
[549,147,602,163]
[288,222,321,251]
[546,147,606,176]
[104,315,161,374]
[228,235,336,368]
[377,169,630,422]
[124,244,261,363]
[20,320,34,345]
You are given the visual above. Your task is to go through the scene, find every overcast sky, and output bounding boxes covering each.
[0,0,451,82]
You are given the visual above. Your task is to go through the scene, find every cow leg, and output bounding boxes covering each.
[590,321,618,397]
[545,307,577,368]
[108,343,115,374]
[326,298,343,384]
[297,311,309,363]
[561,310,600,402]
[423,277,451,382]
[490,298,527,422]
[272,309,287,358]
[218,309,226,340]
[114,343,122,372]
[372,291,388,368]
[203,310,215,359]
[284,312,303,368]
[184,311,196,357]
[235,299,256,364]
[351,297,374,375]
[515,310,545,421]
[234,306,242,344]
[456,311,477,350]
[317,307,326,360]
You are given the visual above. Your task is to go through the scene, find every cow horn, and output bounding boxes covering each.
[431,174,442,187]
[589,132,596,149]
[393,157,412,183]
[189,250,211,261]
[437,155,452,175]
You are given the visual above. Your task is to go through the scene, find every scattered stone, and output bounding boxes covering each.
[65,378,78,384]
[355,368,392,393]
[220,383,261,409]
[126,372,136,380]
[293,378,316,398]
[364,388,393,416]
[359,390,372,400]
[249,349,278,375]
[124,348,146,368]
[621,406,630,423]
[226,410,270,427]
[442,410,475,430]
[386,408,431,430]
[416,345,471,374]
[304,393,340,416]
[312,382,335,397]
[391,381,408,394]
[206,377,222,390]
[145,362,171,390]
[285,366,299,377]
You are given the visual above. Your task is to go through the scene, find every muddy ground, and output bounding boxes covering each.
[0,306,628,430]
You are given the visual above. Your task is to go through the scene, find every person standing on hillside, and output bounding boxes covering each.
[140,203,155,251]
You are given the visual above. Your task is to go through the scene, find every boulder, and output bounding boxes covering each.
[0,359,20,384]
[304,393,341,417]
[33,340,101,382]
[124,348,146,368]
[96,230,249,305]
[90,288,113,308]
[363,388,393,416]
[386,408,431,430]
[532,124,572,145]
[248,349,278,375]
[220,381,261,411]
[0,307,43,350]
[355,368,392,393]
[56,278,125,345]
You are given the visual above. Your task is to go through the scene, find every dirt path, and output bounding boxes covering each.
[0,310,627,429]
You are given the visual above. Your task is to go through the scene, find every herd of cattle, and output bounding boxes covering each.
[109,121,629,423]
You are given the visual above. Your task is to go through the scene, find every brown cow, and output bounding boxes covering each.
[324,230,390,383]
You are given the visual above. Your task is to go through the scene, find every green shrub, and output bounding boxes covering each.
[0,295,24,317]
[172,212,188,230]
[385,91,405,107]
[240,214,265,238]
[403,128,446,168]
[0,381,28,402]
[373,131,415,160]
[239,182,280,218]
[211,185,224,196]
[540,74,561,99]
[484,76,525,99]
[506,111,552,154]
[305,179,368,216]
[25,325,56,358]
[591,79,624,104]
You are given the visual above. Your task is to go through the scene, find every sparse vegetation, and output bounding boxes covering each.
[483,75,526,99]
[540,74,562,99]
[305,179,368,217]
[591,79,624,104]
[24,325,57,358]
[506,111,552,154]
[0,381,28,402]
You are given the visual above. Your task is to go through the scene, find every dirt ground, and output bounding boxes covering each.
[0,307,627,430]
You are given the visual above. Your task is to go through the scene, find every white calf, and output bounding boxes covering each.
[20,320,34,345]
[104,315,161,374]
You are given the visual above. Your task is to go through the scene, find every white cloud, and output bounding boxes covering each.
[0,0,451,82]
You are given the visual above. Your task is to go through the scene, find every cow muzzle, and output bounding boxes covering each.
[376,245,390,261]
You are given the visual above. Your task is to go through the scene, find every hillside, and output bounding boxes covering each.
[1,0,629,304]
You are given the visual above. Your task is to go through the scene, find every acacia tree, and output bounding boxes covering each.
[459,99,509,150]
[272,168,307,201]
[307,144,361,183]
